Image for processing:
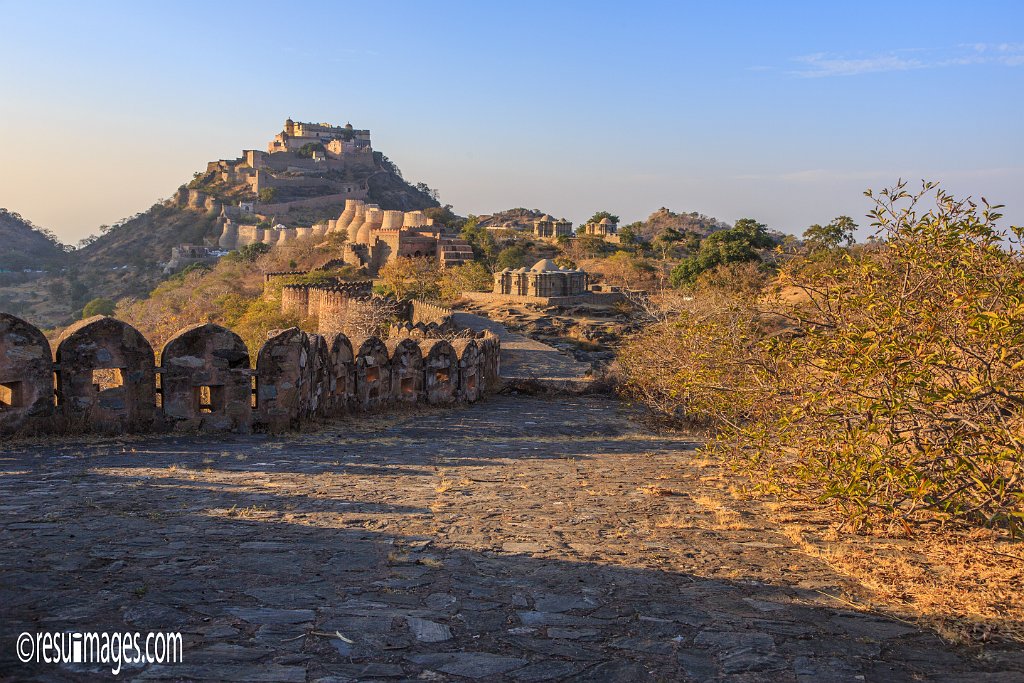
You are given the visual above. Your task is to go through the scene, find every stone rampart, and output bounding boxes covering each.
[0,313,500,437]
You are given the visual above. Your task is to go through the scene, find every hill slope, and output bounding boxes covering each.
[0,209,66,272]
[70,144,439,303]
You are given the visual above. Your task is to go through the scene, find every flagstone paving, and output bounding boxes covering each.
[1,395,1021,681]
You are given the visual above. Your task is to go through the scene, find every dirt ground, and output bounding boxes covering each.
[1,395,1022,682]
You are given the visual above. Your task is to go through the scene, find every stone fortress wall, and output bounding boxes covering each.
[276,276,455,341]
[0,312,500,437]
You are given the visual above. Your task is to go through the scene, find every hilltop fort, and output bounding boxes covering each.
[186,118,434,215]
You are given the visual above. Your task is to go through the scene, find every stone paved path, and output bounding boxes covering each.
[1,396,1020,682]
[452,313,591,382]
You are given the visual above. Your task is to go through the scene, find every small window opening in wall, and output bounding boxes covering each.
[155,373,163,408]
[365,366,380,384]
[401,377,415,396]
[434,369,450,384]
[195,385,224,414]
[333,372,348,396]
[92,368,124,393]
[0,381,24,410]
[467,373,477,391]
[251,376,258,409]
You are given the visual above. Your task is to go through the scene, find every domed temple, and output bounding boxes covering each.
[493,259,588,298]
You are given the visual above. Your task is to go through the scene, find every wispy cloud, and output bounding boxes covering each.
[734,167,1023,183]
[788,43,1024,77]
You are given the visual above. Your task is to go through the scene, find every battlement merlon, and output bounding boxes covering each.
[269,118,371,154]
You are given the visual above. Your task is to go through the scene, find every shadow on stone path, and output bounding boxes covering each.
[1,395,1021,682]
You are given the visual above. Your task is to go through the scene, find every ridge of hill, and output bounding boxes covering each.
[476,208,548,231]
[0,120,442,325]
[0,209,66,272]
[628,207,731,240]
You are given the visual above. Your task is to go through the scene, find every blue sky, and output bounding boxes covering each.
[1,0,1021,243]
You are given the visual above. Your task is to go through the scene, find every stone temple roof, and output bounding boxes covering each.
[531,258,561,272]
[538,214,555,222]
[599,217,612,224]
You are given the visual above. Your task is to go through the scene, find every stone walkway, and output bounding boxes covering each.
[1,396,1020,682]
[451,313,591,382]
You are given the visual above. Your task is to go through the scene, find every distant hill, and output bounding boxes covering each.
[0,120,442,325]
[628,208,731,240]
[67,122,439,302]
[476,208,548,231]
[0,209,66,272]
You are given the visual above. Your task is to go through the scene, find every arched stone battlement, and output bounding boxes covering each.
[420,339,457,405]
[477,330,501,392]
[328,332,355,413]
[256,327,308,432]
[1,316,499,438]
[451,338,481,403]
[352,337,391,411]
[387,337,424,403]
[160,323,251,433]
[304,333,330,420]
[0,313,54,434]
[55,316,156,432]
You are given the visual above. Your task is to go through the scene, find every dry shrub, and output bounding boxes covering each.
[617,264,781,430]
[746,182,1024,534]
[621,183,1024,536]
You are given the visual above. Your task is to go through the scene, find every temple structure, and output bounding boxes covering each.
[493,259,588,298]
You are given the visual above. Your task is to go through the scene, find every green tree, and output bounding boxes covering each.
[618,225,639,248]
[423,204,459,228]
[225,242,271,263]
[258,188,277,203]
[439,261,493,301]
[377,257,442,300]
[460,216,498,264]
[652,227,684,259]
[296,142,326,158]
[584,211,620,227]
[803,215,857,252]
[81,297,116,318]
[669,218,772,287]
[495,246,527,270]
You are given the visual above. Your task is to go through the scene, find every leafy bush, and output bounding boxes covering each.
[669,218,773,287]
[81,297,116,318]
[439,262,493,302]
[224,242,271,263]
[618,268,777,428]
[623,183,1024,535]
[754,183,1024,533]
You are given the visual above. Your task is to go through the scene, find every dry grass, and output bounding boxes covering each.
[637,485,681,496]
[654,511,693,529]
[694,497,746,530]
[778,517,1024,645]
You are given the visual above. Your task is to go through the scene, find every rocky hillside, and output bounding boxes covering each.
[629,208,731,240]
[476,208,547,231]
[0,135,441,325]
[0,209,66,272]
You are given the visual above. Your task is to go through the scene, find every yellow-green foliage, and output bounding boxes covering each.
[115,237,332,353]
[620,182,1024,535]
[617,277,778,429]
[377,258,493,304]
[439,261,492,302]
[758,182,1024,533]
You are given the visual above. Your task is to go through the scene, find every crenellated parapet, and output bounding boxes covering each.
[0,312,500,437]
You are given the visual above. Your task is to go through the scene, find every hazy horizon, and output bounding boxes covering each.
[1,0,1021,244]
